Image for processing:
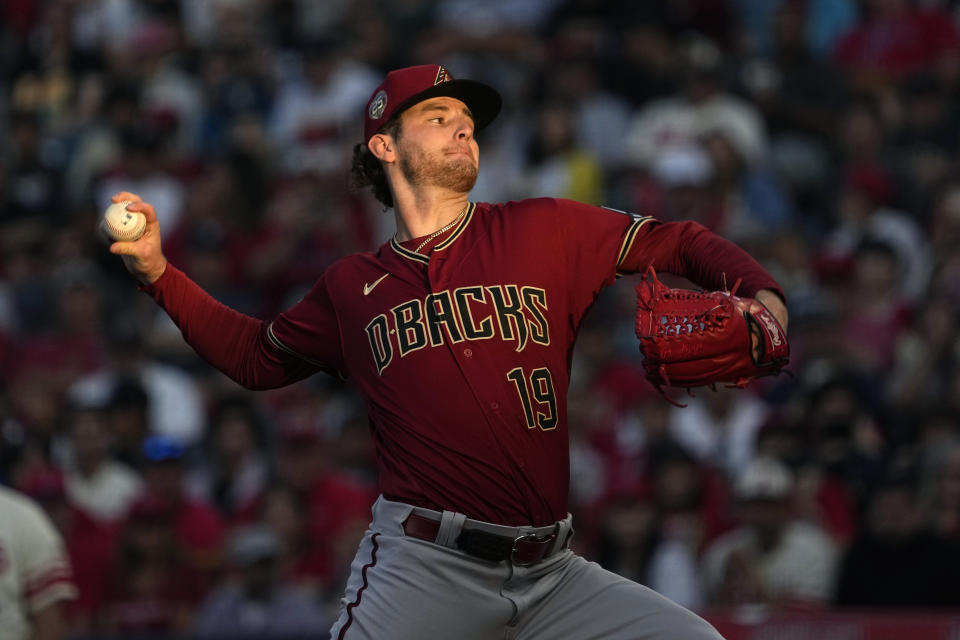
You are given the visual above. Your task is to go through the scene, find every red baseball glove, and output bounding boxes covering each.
[634,268,789,405]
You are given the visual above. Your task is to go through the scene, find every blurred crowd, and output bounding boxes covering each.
[3,0,960,636]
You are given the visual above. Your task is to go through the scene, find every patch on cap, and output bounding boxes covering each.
[362,64,502,143]
[368,90,388,120]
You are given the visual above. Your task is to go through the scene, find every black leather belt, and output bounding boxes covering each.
[402,513,568,566]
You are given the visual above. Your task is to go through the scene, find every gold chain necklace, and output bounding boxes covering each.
[409,204,468,253]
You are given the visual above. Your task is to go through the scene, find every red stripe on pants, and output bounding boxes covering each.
[338,533,380,639]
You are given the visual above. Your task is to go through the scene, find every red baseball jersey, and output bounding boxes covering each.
[145,198,782,526]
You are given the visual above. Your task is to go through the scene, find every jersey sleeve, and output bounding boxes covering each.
[618,218,784,298]
[16,501,77,613]
[550,199,783,312]
[142,264,322,389]
[267,270,347,379]
[550,199,644,314]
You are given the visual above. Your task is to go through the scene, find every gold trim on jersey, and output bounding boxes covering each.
[390,237,430,264]
[389,202,475,262]
[615,215,654,277]
[434,202,475,251]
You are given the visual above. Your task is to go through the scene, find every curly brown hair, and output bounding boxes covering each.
[350,116,402,209]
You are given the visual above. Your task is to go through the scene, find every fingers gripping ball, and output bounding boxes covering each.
[102,201,146,242]
[634,267,790,406]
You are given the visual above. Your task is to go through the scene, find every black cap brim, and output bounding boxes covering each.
[391,79,502,133]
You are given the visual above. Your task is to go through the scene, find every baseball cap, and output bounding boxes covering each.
[363,64,502,143]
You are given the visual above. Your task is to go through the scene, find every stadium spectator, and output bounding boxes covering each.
[185,392,270,526]
[0,482,77,640]
[2,109,62,225]
[17,466,115,634]
[61,401,143,524]
[137,435,226,585]
[698,125,795,242]
[268,40,379,175]
[832,0,960,88]
[100,376,151,469]
[64,80,140,208]
[702,456,838,608]
[667,386,772,479]
[733,0,858,59]
[649,443,733,551]
[259,484,332,598]
[99,493,202,635]
[511,99,604,203]
[594,482,705,611]
[835,476,960,608]
[271,420,375,595]
[69,320,205,448]
[886,295,959,415]
[192,524,329,638]
[835,238,914,373]
[738,1,847,230]
[624,35,768,173]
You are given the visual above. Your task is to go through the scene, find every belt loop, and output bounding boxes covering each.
[436,511,467,548]
[549,515,573,556]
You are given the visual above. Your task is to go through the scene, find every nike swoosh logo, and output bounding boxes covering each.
[363,273,390,295]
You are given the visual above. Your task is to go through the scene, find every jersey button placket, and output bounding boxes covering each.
[428,254,504,417]
[426,254,444,293]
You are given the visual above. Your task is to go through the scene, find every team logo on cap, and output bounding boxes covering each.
[369,90,388,120]
[435,66,451,85]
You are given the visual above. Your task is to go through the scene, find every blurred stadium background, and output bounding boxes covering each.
[2,0,960,637]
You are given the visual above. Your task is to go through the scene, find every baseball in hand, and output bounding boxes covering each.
[102,201,146,241]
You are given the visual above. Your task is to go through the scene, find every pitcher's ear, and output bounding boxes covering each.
[368,133,394,162]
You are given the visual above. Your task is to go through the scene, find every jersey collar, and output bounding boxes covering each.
[389,202,476,264]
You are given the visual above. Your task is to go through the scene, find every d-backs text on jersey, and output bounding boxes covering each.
[365,284,550,374]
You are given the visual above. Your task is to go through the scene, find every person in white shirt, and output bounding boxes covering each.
[702,457,837,607]
[62,403,143,523]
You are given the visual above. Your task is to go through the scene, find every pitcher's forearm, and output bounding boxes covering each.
[143,265,310,389]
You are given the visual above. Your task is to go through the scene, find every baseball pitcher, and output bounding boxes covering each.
[108,64,789,639]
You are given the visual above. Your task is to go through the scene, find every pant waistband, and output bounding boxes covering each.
[400,505,573,566]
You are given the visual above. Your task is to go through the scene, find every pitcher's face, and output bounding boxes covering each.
[395,97,479,193]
